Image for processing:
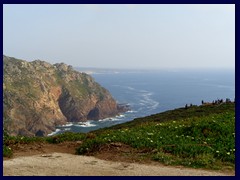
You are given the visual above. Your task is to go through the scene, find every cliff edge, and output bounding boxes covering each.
[3,55,124,136]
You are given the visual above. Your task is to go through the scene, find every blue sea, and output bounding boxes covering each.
[48,69,235,136]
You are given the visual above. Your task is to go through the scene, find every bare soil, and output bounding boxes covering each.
[3,142,235,176]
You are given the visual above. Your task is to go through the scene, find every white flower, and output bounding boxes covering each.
[227,152,230,155]
[147,133,154,136]
[216,151,219,153]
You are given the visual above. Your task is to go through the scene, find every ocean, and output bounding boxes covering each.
[48,69,235,136]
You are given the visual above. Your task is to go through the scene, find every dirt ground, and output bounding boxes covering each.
[3,142,235,176]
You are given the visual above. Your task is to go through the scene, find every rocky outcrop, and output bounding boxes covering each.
[3,55,124,137]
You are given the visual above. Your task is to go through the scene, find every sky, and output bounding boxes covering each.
[3,4,235,69]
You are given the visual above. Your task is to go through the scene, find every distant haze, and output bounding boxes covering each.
[3,4,235,69]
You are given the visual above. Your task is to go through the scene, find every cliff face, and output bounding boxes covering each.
[3,55,120,136]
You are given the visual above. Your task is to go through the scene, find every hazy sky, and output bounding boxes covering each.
[3,4,235,69]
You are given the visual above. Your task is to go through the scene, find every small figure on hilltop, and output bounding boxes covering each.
[202,98,233,106]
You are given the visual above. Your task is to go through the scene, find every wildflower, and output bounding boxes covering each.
[160,137,163,139]
[227,152,230,155]
[233,149,235,152]
[216,151,219,153]
[192,137,194,139]
[147,133,154,136]
[203,142,207,144]
[175,127,178,129]
[150,140,153,143]
[173,121,176,123]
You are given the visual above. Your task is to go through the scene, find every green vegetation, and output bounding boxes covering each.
[45,132,86,144]
[3,103,235,170]
[3,131,86,158]
[76,111,234,169]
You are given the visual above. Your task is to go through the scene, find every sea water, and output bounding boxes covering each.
[49,69,235,135]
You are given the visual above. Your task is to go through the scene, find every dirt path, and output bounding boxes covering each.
[3,142,234,176]
[3,152,234,176]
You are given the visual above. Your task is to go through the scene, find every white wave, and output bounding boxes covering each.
[74,121,96,127]
[47,129,61,136]
[127,110,137,113]
[64,128,71,131]
[58,123,73,127]
[138,90,160,110]
[117,114,125,118]
[111,117,123,121]
[126,86,135,91]
[152,102,160,109]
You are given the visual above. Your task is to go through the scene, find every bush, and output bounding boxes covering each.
[3,145,12,157]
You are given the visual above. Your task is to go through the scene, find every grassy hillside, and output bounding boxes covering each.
[3,102,235,170]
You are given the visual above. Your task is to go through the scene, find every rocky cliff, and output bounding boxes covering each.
[3,55,124,137]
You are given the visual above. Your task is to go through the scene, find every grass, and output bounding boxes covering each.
[76,102,235,169]
[3,102,235,170]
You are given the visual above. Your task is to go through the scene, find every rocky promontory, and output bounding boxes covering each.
[3,55,126,137]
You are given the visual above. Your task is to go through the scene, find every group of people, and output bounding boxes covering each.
[184,98,234,109]
[201,98,234,105]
